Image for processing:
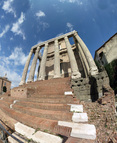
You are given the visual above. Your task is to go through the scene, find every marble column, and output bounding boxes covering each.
[28,46,40,82]
[64,36,81,79]
[38,43,48,80]
[54,39,61,78]
[19,49,33,85]
[78,43,89,77]
[74,32,98,76]
[36,59,41,80]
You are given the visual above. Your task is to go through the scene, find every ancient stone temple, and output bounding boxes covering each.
[0,30,116,143]
[19,30,98,85]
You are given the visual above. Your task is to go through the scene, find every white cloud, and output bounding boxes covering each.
[11,12,26,40]
[0,25,10,38]
[9,47,28,66]
[59,0,83,5]
[66,22,73,31]
[10,37,13,40]
[0,47,28,87]
[40,22,49,30]
[36,10,45,18]
[2,0,16,17]
[56,33,64,37]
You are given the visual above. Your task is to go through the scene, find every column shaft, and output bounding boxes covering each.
[36,59,41,80]
[28,47,40,82]
[38,43,48,80]
[64,36,81,79]
[74,32,98,76]
[54,39,61,78]
[78,43,89,77]
[19,49,33,85]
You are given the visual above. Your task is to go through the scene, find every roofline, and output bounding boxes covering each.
[94,32,117,59]
[31,30,77,50]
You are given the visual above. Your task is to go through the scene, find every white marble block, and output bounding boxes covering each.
[72,113,88,122]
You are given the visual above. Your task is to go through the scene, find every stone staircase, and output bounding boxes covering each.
[0,77,96,143]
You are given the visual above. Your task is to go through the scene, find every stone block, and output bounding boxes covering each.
[58,121,96,140]
[68,104,83,112]
[71,124,96,140]
[64,91,73,95]
[72,113,88,122]
[32,131,63,143]
[15,122,35,139]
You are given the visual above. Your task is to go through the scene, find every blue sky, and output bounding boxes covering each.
[0,0,117,87]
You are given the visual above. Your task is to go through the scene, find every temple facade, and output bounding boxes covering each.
[19,30,98,86]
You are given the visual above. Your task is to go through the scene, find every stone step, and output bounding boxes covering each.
[16,101,71,111]
[13,104,73,121]
[2,96,77,104]
[31,94,73,99]
[0,104,72,137]
[58,121,96,140]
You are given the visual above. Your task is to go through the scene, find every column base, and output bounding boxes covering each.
[71,71,81,79]
[19,80,25,86]
[38,76,45,81]
[53,75,61,79]
[89,67,98,76]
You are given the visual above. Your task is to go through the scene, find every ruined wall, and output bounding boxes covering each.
[71,70,110,102]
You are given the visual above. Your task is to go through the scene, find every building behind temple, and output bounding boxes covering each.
[0,75,11,95]
[94,33,117,66]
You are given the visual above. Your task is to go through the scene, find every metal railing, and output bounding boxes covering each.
[0,123,23,143]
